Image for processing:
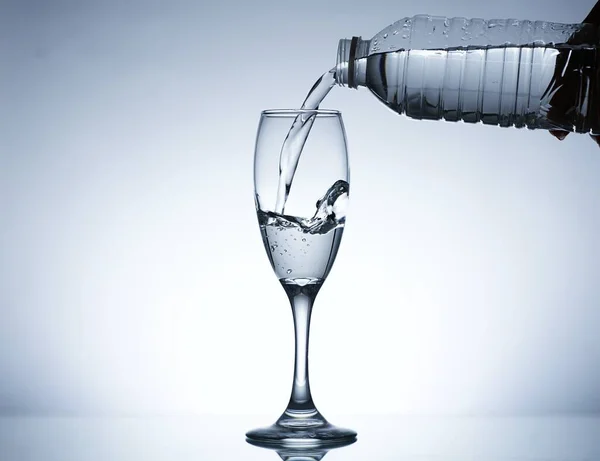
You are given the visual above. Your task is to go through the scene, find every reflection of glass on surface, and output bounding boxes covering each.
[247,436,356,461]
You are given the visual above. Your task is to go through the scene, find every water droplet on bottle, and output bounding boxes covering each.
[284,249,287,253]
[382,33,388,39]
[444,18,450,28]
[302,238,306,242]
[279,252,283,256]
[287,269,292,274]
[393,30,398,35]
[270,245,275,251]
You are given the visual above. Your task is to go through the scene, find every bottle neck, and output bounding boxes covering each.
[335,37,370,89]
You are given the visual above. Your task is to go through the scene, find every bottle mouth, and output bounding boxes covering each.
[335,37,360,88]
[336,37,360,89]
[336,37,370,89]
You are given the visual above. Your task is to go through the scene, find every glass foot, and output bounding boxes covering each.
[246,412,357,448]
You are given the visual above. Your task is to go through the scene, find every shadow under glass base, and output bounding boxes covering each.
[246,411,357,449]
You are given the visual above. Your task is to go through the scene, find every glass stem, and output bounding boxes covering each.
[282,283,321,416]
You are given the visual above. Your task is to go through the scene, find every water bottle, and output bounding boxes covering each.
[335,15,600,134]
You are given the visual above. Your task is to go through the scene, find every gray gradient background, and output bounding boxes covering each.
[1,0,599,417]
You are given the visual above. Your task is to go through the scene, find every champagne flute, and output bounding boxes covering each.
[246,109,356,447]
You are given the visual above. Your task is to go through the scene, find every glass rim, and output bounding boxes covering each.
[261,109,341,117]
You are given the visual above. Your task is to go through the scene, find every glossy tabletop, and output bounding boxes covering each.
[0,415,598,460]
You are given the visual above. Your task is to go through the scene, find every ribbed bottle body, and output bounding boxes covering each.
[336,15,600,133]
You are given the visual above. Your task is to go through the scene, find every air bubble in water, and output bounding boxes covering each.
[287,269,292,274]
[302,238,306,242]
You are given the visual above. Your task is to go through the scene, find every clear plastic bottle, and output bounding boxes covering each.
[335,15,600,134]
